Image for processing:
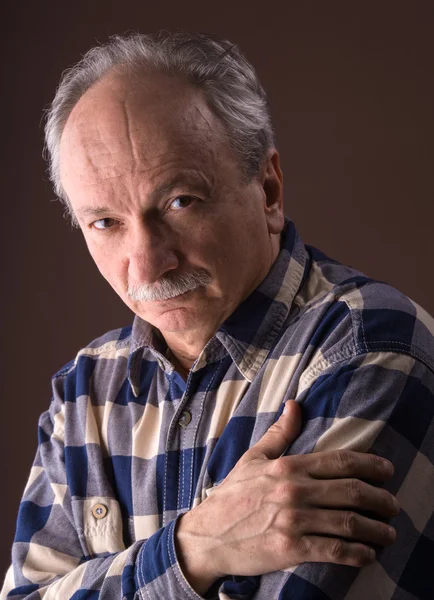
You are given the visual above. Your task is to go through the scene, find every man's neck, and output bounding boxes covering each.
[163,328,213,376]
[165,346,193,380]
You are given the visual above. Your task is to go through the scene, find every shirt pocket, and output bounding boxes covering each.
[72,496,126,557]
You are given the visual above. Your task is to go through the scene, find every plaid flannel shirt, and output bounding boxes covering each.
[2,219,434,600]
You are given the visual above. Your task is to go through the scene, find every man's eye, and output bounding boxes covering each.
[92,218,117,230]
[169,196,194,210]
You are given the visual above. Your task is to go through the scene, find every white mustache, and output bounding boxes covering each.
[127,269,212,302]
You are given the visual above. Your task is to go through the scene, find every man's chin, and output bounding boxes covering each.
[155,313,206,334]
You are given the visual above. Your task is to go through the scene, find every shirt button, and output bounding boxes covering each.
[92,503,108,519]
[178,410,192,427]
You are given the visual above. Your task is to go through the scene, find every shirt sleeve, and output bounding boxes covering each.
[208,351,434,599]
[0,395,205,600]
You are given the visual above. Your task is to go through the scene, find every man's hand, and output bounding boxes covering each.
[175,400,399,595]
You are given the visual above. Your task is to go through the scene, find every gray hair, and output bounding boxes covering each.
[44,31,275,225]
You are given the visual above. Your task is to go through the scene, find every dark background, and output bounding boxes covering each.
[1,1,433,577]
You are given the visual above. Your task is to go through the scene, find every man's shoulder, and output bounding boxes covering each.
[52,324,133,381]
[343,280,434,372]
[299,245,434,373]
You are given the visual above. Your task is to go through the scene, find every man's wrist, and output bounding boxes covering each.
[174,511,221,596]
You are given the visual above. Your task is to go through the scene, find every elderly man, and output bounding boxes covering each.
[2,32,433,600]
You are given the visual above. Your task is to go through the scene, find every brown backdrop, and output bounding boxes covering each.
[1,1,433,576]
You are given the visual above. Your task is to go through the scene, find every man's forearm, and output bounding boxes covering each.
[172,401,397,596]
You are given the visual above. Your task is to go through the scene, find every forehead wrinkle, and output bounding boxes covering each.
[61,116,134,189]
[121,97,141,166]
[66,72,223,166]
[71,97,217,180]
[74,149,213,188]
[75,119,136,179]
[61,72,238,211]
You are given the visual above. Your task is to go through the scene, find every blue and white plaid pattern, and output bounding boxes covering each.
[2,219,434,599]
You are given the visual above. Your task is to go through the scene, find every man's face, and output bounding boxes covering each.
[59,71,284,342]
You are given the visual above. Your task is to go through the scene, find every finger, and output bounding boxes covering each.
[296,535,376,568]
[239,400,302,464]
[300,449,394,482]
[302,508,396,547]
[306,478,399,517]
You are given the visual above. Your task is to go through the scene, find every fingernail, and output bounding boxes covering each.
[282,401,290,415]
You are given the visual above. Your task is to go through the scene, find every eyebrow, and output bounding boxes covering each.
[149,171,213,203]
[76,171,214,220]
[76,206,113,218]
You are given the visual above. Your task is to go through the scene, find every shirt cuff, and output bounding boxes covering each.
[135,515,206,600]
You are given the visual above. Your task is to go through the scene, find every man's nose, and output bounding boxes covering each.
[127,222,179,285]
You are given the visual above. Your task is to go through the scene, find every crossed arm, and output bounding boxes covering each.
[176,400,398,595]
[2,352,433,599]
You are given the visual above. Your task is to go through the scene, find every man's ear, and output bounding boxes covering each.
[261,149,285,235]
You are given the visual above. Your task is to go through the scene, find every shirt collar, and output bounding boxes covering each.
[127,219,309,394]
[213,218,308,380]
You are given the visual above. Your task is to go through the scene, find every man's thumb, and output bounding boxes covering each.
[243,400,302,463]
